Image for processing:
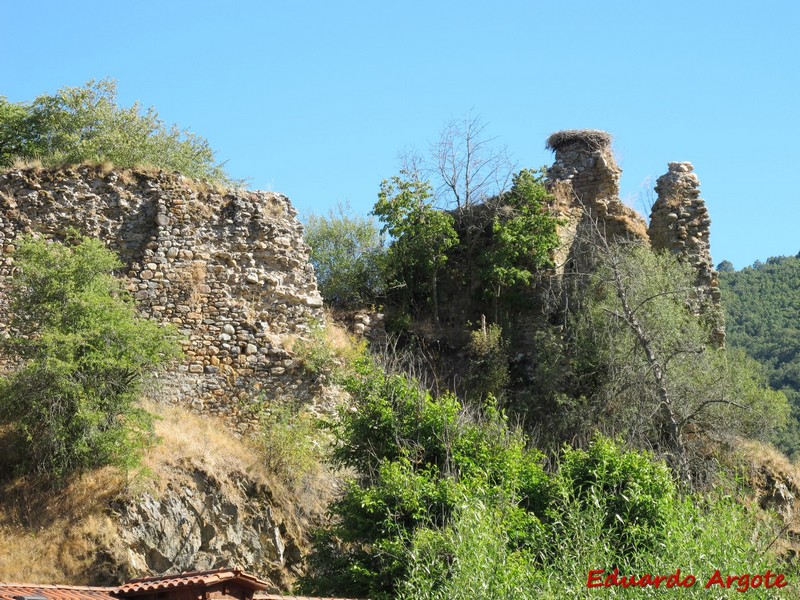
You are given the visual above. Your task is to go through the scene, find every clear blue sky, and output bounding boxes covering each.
[2,0,798,269]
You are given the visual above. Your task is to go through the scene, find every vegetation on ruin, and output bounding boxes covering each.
[297,118,796,599]
[0,79,232,184]
[0,95,798,597]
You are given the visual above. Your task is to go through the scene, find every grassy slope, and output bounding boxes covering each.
[0,400,335,585]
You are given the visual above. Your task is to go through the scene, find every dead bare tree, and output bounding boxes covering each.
[433,112,515,210]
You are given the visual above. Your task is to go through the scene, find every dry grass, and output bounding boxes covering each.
[736,438,800,494]
[283,315,364,375]
[138,400,270,490]
[261,193,286,218]
[9,157,43,172]
[174,260,208,306]
[0,393,340,585]
[0,403,272,584]
[728,438,800,559]
[324,315,361,359]
[140,399,337,520]
[0,467,124,584]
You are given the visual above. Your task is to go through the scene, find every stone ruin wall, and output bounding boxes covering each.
[545,130,649,273]
[545,129,724,343]
[649,161,724,344]
[0,166,324,431]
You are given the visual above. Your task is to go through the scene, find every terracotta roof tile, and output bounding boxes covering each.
[0,583,118,600]
[1,570,361,600]
[254,594,364,600]
[117,569,269,594]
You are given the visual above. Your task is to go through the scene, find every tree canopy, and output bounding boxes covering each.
[304,205,386,309]
[719,254,800,457]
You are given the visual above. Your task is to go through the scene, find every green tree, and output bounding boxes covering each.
[304,205,386,309]
[0,79,231,183]
[0,235,181,477]
[716,259,735,273]
[719,255,800,457]
[373,171,458,322]
[567,239,788,481]
[484,168,561,317]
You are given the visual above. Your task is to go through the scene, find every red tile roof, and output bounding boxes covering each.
[0,569,361,600]
[0,583,117,600]
[117,568,269,595]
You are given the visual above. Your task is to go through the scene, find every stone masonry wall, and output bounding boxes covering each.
[0,166,323,429]
[545,130,648,278]
[546,129,649,246]
[544,131,723,345]
[649,161,724,345]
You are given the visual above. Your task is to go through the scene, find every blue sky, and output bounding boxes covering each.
[2,0,798,269]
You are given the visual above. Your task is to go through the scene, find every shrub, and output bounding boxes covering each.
[0,79,231,184]
[256,399,323,487]
[0,235,181,477]
[299,354,550,599]
[290,319,364,380]
[552,436,676,554]
[466,322,510,402]
[400,436,795,599]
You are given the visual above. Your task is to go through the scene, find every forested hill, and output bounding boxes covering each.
[719,255,800,456]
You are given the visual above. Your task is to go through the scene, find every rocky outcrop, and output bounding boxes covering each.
[0,166,324,428]
[649,162,724,344]
[112,466,301,588]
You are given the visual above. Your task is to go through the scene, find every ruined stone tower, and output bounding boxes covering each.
[544,130,724,344]
[649,162,724,345]
[545,129,648,272]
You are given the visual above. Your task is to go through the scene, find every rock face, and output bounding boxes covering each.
[649,162,724,345]
[111,466,300,587]
[0,166,324,427]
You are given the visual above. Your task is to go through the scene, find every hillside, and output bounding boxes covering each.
[0,128,798,598]
[720,255,800,457]
[0,400,336,588]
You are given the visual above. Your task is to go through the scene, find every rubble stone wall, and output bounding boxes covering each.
[0,166,323,429]
[649,161,724,344]
[546,129,649,247]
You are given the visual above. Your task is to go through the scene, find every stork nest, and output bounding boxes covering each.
[546,129,613,152]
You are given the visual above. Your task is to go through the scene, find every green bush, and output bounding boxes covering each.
[400,436,795,599]
[298,354,550,599]
[0,235,181,477]
[552,436,676,554]
[292,320,337,377]
[0,79,231,183]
